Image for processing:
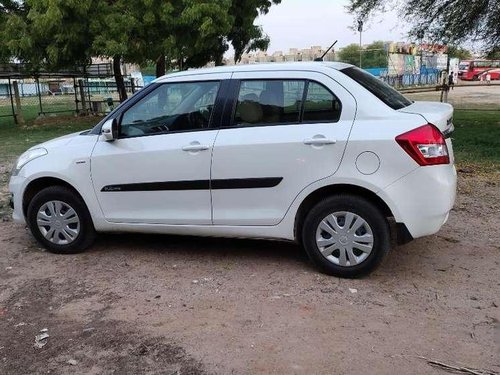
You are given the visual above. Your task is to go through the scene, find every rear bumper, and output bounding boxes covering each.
[378,164,457,239]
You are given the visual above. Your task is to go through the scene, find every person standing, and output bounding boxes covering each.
[486,72,491,85]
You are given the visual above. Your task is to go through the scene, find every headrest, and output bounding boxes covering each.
[238,100,263,124]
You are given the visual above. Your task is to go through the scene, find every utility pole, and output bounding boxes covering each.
[358,20,363,68]
[440,42,450,103]
[417,30,424,86]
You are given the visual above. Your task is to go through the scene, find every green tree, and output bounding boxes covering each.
[152,0,282,76]
[348,0,499,53]
[447,46,472,60]
[363,40,387,68]
[129,0,233,77]
[227,0,281,63]
[90,0,141,101]
[164,0,233,70]
[2,0,283,101]
[338,44,362,66]
[486,47,500,60]
[0,1,25,63]
[4,0,93,71]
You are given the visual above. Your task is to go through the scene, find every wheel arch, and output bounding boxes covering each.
[294,184,394,243]
[22,177,87,219]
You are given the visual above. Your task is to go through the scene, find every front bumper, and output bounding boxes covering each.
[378,164,457,239]
[8,175,26,224]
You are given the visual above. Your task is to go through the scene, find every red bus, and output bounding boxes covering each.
[458,60,500,80]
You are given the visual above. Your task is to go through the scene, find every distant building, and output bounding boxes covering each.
[224,45,337,65]
[91,57,140,76]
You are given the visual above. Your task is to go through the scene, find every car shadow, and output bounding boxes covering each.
[87,231,434,279]
[90,232,310,266]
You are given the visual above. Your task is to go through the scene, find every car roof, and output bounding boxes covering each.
[155,61,353,82]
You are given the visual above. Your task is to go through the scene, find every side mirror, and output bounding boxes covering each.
[101,118,118,141]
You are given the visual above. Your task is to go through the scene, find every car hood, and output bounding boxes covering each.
[28,130,89,151]
[398,101,453,134]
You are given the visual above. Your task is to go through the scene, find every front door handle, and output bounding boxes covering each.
[303,136,336,146]
[182,142,210,152]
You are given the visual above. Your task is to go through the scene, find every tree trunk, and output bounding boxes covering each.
[214,53,224,66]
[155,54,166,77]
[113,56,127,102]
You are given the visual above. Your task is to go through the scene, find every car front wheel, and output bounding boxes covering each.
[302,195,390,278]
[27,186,96,254]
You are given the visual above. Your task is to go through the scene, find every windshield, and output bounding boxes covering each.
[341,66,412,110]
[459,64,469,70]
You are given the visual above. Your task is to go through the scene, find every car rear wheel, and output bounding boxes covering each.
[27,186,96,254]
[302,195,390,278]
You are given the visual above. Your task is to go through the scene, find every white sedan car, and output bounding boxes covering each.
[8,62,456,278]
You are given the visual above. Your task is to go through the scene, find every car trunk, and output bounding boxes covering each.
[398,101,455,162]
[398,101,454,134]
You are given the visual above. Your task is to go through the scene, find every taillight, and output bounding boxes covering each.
[396,124,450,166]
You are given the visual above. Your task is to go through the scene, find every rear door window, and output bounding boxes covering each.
[303,82,341,122]
[341,66,412,110]
[234,80,305,126]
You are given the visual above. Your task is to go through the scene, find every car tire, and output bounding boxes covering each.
[301,194,390,278]
[27,186,96,254]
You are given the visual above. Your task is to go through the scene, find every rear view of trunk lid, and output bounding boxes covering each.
[398,100,455,163]
[398,101,454,137]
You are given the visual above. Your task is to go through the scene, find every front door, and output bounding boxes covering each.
[91,76,228,224]
[210,71,357,225]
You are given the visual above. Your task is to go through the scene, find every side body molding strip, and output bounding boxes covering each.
[101,177,283,192]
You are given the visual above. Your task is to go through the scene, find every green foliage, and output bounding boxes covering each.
[0,0,282,76]
[90,1,139,62]
[0,2,23,62]
[227,0,281,63]
[348,0,500,53]
[4,0,94,70]
[167,0,233,68]
[140,64,156,76]
[486,47,500,60]
[338,44,361,66]
[363,41,387,68]
[338,41,387,68]
[447,46,472,60]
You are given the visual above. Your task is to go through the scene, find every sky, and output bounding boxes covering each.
[253,0,410,54]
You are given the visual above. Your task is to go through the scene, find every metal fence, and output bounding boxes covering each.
[0,63,146,125]
[0,77,16,122]
[380,71,441,88]
[0,75,143,125]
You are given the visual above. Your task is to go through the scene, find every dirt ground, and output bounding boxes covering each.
[0,159,499,374]
[405,82,500,109]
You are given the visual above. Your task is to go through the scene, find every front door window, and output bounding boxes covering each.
[120,81,220,137]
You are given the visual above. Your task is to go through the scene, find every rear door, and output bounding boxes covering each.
[210,70,357,225]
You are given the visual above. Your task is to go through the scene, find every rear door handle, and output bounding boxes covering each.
[303,137,336,146]
[182,142,210,152]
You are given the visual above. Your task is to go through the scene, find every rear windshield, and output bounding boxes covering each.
[341,66,412,110]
